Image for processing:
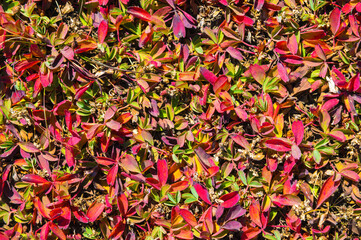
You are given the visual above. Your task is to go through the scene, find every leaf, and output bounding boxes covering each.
[220,192,240,208]
[204,207,214,233]
[117,193,128,216]
[179,209,197,227]
[121,154,141,173]
[200,67,217,85]
[277,62,289,83]
[157,159,168,187]
[249,200,262,228]
[292,120,304,145]
[225,205,246,222]
[173,12,185,38]
[330,8,341,35]
[60,46,74,60]
[265,138,292,152]
[340,170,360,182]
[287,34,298,55]
[316,174,341,208]
[250,64,266,83]
[86,201,105,222]
[18,142,40,153]
[49,222,66,240]
[106,120,121,131]
[255,0,264,10]
[232,134,251,150]
[98,20,108,44]
[22,174,49,184]
[127,6,151,22]
[222,220,242,231]
[291,144,302,160]
[193,183,212,205]
[328,130,346,142]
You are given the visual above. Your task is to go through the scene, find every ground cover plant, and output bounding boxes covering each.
[2,0,361,239]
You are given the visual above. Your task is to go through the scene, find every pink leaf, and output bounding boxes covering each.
[60,46,74,60]
[340,170,360,182]
[106,120,121,131]
[157,159,168,187]
[291,144,302,160]
[314,44,326,61]
[173,12,185,38]
[18,142,40,153]
[292,120,304,145]
[316,174,341,208]
[220,192,240,208]
[277,62,289,83]
[98,20,108,44]
[250,64,265,83]
[107,165,118,186]
[255,0,264,10]
[330,8,341,35]
[194,183,212,205]
[226,47,243,61]
[204,207,214,233]
[265,138,292,152]
[127,7,151,22]
[328,130,346,142]
[121,154,140,173]
[231,134,251,150]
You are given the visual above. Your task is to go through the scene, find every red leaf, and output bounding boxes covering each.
[170,181,189,192]
[204,207,214,233]
[194,183,212,205]
[200,67,217,85]
[107,165,118,186]
[287,34,298,55]
[265,138,292,152]
[127,6,152,22]
[330,8,341,35]
[96,157,116,166]
[40,222,50,240]
[104,106,117,121]
[250,64,265,83]
[49,222,66,240]
[157,159,168,187]
[316,174,341,208]
[179,209,197,227]
[108,221,125,240]
[220,191,240,208]
[22,174,49,184]
[277,62,289,83]
[98,20,108,44]
[249,200,262,228]
[314,44,326,61]
[117,193,128,216]
[292,120,304,145]
[87,201,105,222]
[232,134,251,150]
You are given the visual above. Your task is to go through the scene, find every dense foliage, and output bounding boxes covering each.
[1,0,361,239]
